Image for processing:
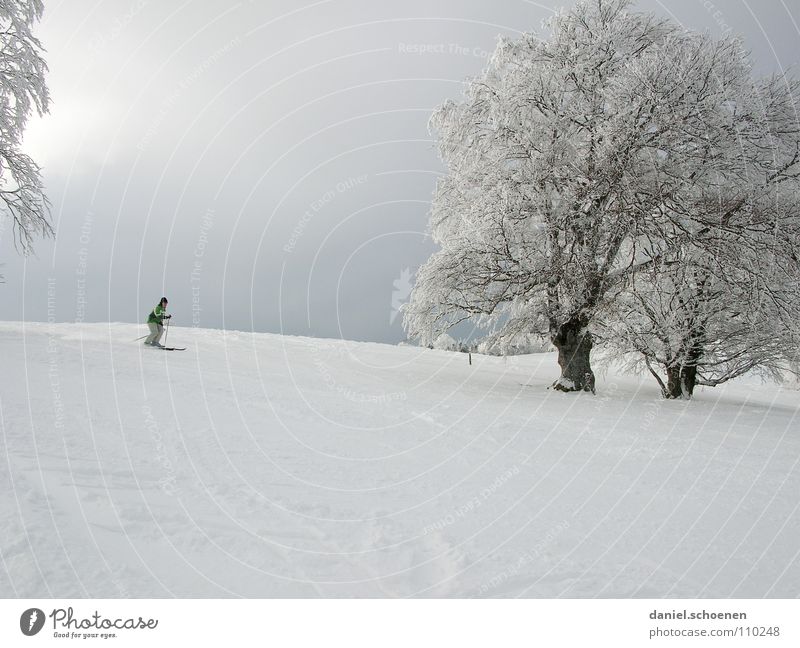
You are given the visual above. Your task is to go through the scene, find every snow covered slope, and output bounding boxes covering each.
[1,322,798,597]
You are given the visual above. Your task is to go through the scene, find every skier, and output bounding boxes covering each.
[144,297,171,347]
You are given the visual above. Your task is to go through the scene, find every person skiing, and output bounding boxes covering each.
[144,297,171,347]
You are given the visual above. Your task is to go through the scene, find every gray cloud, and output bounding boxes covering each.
[2,0,798,343]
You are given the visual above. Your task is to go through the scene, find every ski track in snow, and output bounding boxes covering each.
[0,322,798,597]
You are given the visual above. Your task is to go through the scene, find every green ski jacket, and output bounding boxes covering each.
[147,303,167,324]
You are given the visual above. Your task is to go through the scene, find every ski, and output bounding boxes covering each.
[161,347,186,351]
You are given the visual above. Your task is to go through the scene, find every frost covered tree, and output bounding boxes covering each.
[600,58,800,399]
[603,190,800,399]
[403,0,800,393]
[0,0,50,254]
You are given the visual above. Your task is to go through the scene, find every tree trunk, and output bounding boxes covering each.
[663,338,702,399]
[665,365,684,399]
[664,364,698,399]
[551,317,596,393]
[681,363,698,398]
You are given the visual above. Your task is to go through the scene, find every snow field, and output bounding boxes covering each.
[0,322,797,597]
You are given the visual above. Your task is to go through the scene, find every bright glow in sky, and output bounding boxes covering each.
[3,0,799,343]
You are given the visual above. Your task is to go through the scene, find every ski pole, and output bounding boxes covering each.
[164,317,170,347]
[133,334,148,342]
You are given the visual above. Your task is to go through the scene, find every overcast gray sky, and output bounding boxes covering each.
[1,0,799,343]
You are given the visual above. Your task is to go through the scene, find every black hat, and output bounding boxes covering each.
[161,297,168,304]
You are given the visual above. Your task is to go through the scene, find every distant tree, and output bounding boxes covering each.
[432,332,458,352]
[0,0,50,255]
[403,0,800,393]
[477,331,553,356]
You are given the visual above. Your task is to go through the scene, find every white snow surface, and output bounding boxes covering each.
[1,322,798,598]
